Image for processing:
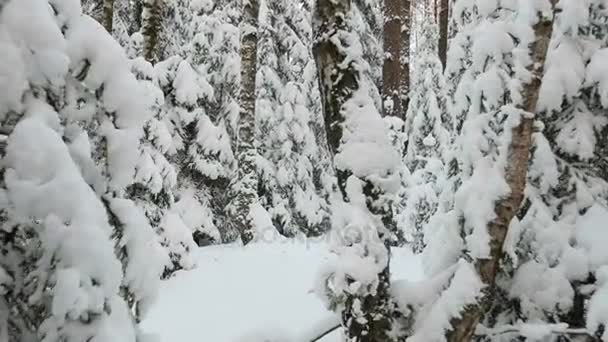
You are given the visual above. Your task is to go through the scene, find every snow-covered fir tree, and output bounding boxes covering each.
[129,57,199,276]
[313,0,402,340]
[5,0,608,341]
[398,17,450,253]
[413,1,608,340]
[255,0,331,237]
[0,0,173,339]
[351,0,384,107]
[153,54,226,246]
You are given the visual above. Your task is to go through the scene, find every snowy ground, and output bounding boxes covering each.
[141,240,423,342]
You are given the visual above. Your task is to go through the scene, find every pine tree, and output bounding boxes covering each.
[0,0,169,339]
[398,18,449,253]
[499,1,608,338]
[313,0,401,340]
[129,57,199,277]
[351,0,384,107]
[255,0,331,238]
[413,1,559,340]
[153,55,226,246]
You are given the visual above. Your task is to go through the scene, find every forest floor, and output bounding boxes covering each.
[141,239,423,342]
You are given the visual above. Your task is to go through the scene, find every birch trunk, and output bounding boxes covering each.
[446,4,557,341]
[234,0,260,245]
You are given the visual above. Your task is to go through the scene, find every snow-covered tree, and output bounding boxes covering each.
[129,57,198,276]
[415,1,561,340]
[153,55,225,246]
[382,0,404,117]
[255,0,331,238]
[0,0,171,339]
[313,0,402,340]
[231,0,261,245]
[141,0,162,63]
[398,18,450,253]
[499,1,608,338]
[182,1,242,242]
[350,0,384,108]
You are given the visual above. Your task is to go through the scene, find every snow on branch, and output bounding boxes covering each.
[476,323,599,341]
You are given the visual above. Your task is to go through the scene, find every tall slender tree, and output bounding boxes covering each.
[142,0,162,63]
[382,0,402,117]
[233,0,260,245]
[438,0,448,70]
[400,0,411,112]
[102,0,114,32]
[447,0,557,342]
[313,0,400,340]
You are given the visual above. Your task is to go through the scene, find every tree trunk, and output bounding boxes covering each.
[446,4,557,342]
[400,0,411,113]
[313,1,396,341]
[438,0,449,70]
[130,0,144,35]
[434,0,438,22]
[142,0,162,63]
[234,0,260,245]
[382,0,402,118]
[102,0,114,33]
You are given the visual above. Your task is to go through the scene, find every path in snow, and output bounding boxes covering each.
[141,241,423,342]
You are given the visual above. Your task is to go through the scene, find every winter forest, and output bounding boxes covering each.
[2,0,608,341]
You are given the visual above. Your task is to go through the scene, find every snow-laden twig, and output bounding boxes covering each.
[307,324,340,342]
[476,323,599,340]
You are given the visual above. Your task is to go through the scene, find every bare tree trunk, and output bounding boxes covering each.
[142,0,162,63]
[382,0,402,117]
[438,0,449,70]
[400,0,411,113]
[446,4,557,342]
[313,1,396,341]
[234,0,260,245]
[102,0,114,33]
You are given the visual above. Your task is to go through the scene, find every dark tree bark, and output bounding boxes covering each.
[142,0,162,63]
[382,0,403,118]
[313,1,397,341]
[130,0,144,35]
[400,0,411,112]
[438,0,449,70]
[102,0,114,33]
[234,0,260,245]
[446,3,557,341]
